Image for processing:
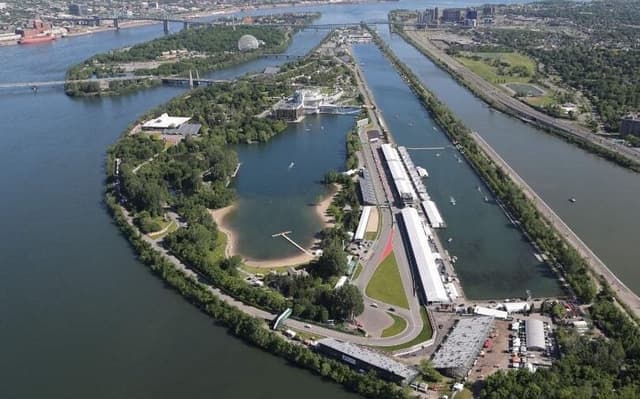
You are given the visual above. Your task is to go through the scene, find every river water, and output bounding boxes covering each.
[226,115,356,260]
[1,0,637,396]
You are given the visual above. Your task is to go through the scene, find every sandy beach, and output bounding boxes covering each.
[209,185,337,269]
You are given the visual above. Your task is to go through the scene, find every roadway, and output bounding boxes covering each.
[346,48,431,349]
[404,30,640,167]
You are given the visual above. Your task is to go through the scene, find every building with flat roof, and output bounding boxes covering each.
[69,3,88,16]
[400,207,449,304]
[474,305,508,320]
[432,316,494,378]
[274,91,305,122]
[381,144,417,204]
[441,8,463,23]
[525,318,546,351]
[421,200,445,228]
[316,338,419,383]
[620,114,640,136]
[354,206,373,241]
[359,168,377,205]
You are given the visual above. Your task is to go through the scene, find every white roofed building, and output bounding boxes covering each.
[142,113,191,130]
[525,318,546,351]
[400,207,449,304]
[474,306,508,319]
[354,206,373,241]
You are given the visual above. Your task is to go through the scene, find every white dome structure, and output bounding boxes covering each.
[238,34,260,51]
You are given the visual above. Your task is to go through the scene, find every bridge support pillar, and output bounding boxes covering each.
[183,21,189,30]
[113,18,119,30]
[163,19,169,34]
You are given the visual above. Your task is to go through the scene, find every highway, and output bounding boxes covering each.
[404,30,640,167]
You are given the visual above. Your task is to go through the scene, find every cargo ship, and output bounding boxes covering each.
[18,20,56,45]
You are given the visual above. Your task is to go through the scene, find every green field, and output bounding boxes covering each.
[241,264,292,275]
[524,94,556,107]
[352,263,363,280]
[456,51,536,84]
[381,313,408,337]
[365,231,377,240]
[376,308,433,352]
[207,231,228,265]
[365,252,409,309]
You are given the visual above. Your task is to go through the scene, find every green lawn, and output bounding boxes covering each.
[207,231,228,265]
[352,263,363,280]
[524,94,556,107]
[456,51,536,84]
[457,388,473,399]
[364,231,377,240]
[381,313,408,337]
[376,308,433,352]
[365,252,409,309]
[240,264,293,275]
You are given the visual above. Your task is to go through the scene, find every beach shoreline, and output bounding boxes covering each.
[209,184,338,269]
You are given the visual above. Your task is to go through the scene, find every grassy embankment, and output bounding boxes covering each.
[366,251,410,310]
[381,313,408,338]
[377,308,433,352]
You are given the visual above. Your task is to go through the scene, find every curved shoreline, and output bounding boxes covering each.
[209,185,337,268]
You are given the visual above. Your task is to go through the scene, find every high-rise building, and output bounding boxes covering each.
[466,8,478,20]
[69,3,88,16]
[483,6,496,16]
[441,8,463,23]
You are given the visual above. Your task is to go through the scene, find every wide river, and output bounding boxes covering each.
[2,0,639,397]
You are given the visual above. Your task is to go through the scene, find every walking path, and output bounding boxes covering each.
[121,205,426,346]
[472,131,640,318]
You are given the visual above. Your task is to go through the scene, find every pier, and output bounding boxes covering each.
[271,231,311,255]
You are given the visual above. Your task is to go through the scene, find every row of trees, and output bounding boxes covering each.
[104,193,408,399]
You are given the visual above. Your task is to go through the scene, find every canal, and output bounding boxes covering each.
[352,43,562,300]
[380,29,640,295]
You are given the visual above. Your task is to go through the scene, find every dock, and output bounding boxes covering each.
[272,231,311,255]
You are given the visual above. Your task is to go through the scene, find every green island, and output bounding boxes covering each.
[368,26,640,398]
[64,13,319,97]
[103,29,420,397]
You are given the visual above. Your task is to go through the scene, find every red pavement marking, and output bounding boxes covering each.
[382,228,394,259]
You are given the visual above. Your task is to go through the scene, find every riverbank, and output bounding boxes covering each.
[209,184,337,268]
[396,26,640,173]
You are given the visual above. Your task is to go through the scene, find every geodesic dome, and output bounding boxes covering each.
[238,34,260,51]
